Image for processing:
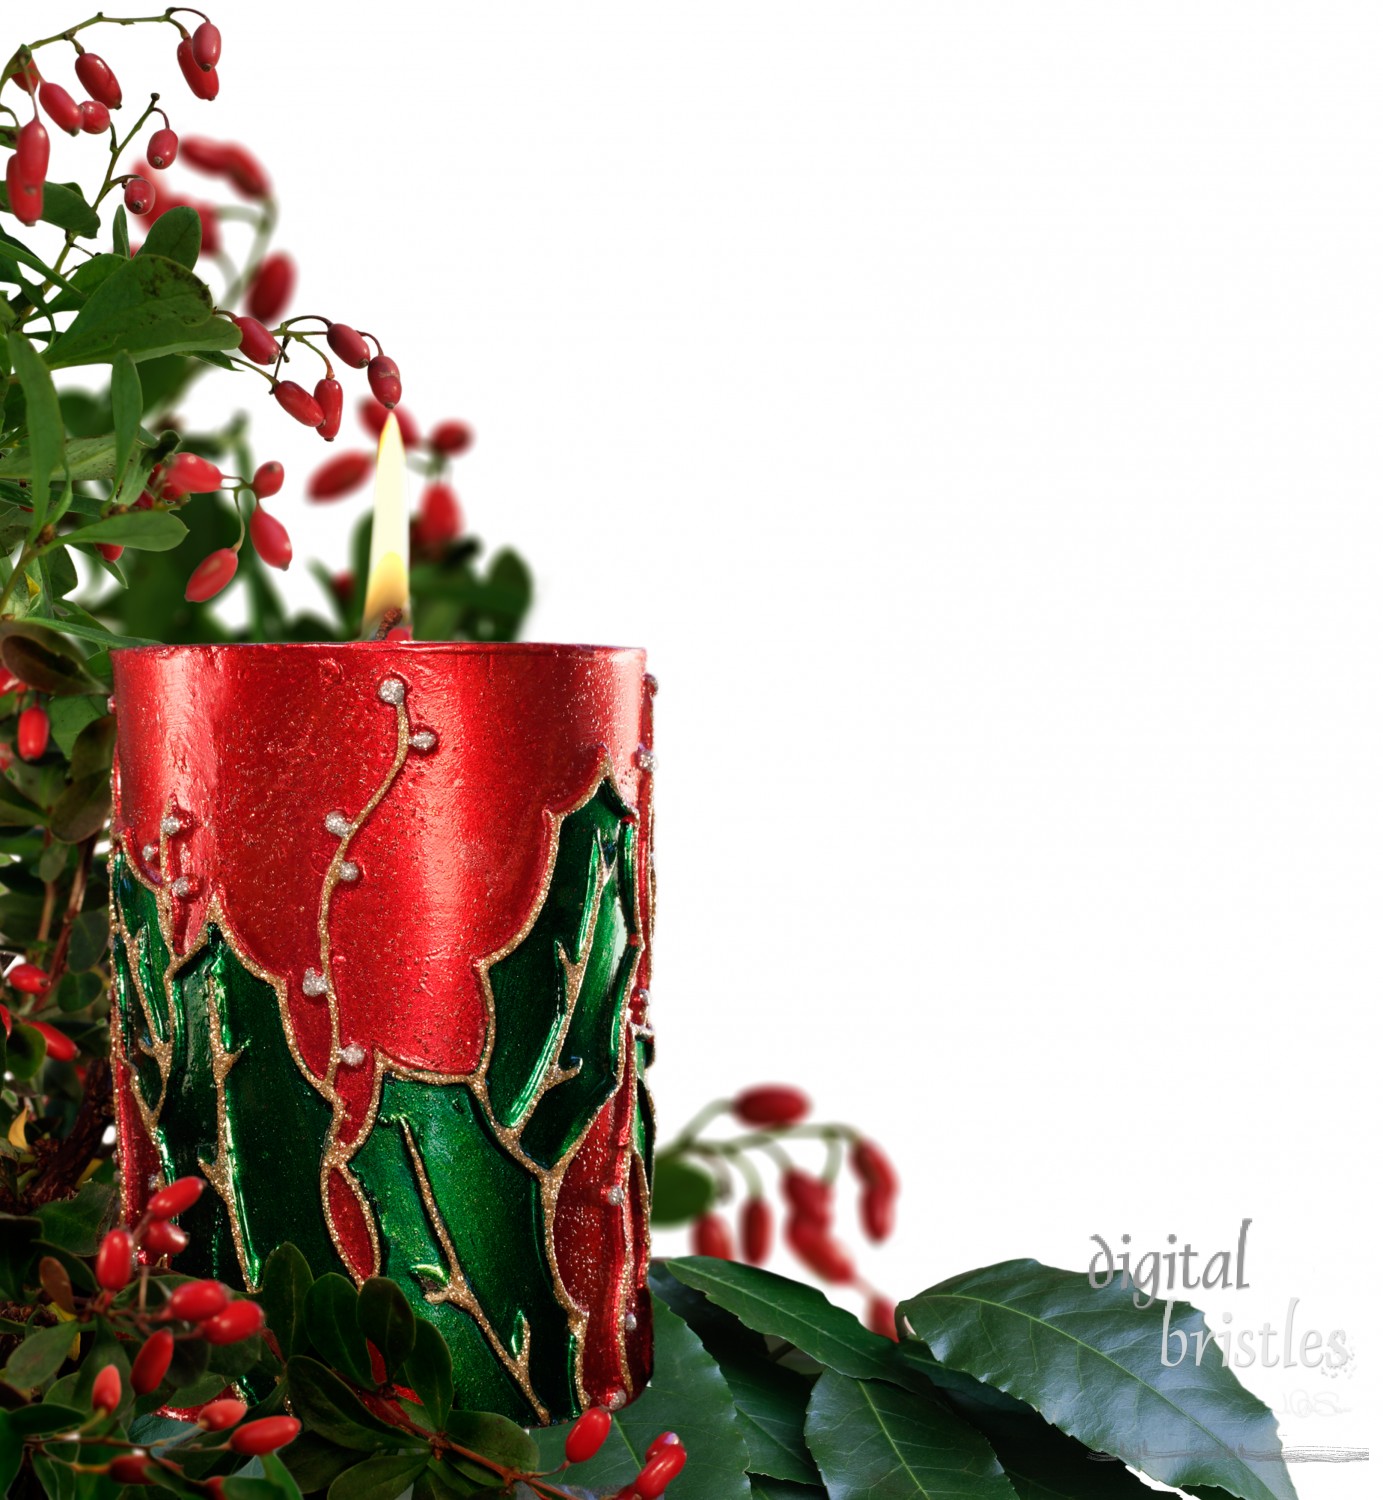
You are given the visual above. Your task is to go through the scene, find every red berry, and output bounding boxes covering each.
[8,961,49,994]
[200,1299,264,1345]
[430,419,474,456]
[185,547,239,603]
[740,1198,772,1265]
[861,1183,895,1243]
[30,1020,76,1062]
[74,54,122,109]
[644,1433,680,1462]
[416,482,463,547]
[109,1455,152,1485]
[634,1442,687,1497]
[734,1085,811,1128]
[95,1229,134,1292]
[850,1139,898,1195]
[191,22,222,69]
[149,1174,205,1218]
[232,314,280,365]
[691,1214,733,1260]
[274,380,325,428]
[314,377,343,440]
[176,40,219,101]
[359,400,420,446]
[38,82,81,135]
[5,158,42,225]
[147,127,179,169]
[229,1416,299,1455]
[220,144,270,199]
[786,1220,854,1284]
[7,58,41,95]
[130,1329,174,1395]
[782,1170,832,1228]
[308,451,373,501]
[249,505,292,569]
[326,323,370,368]
[168,1279,228,1322]
[15,118,49,187]
[198,1398,248,1431]
[123,176,155,216]
[142,1219,188,1257]
[78,100,109,133]
[91,1363,122,1413]
[367,354,401,408]
[247,252,294,324]
[161,452,223,499]
[564,1406,611,1464]
[331,571,354,603]
[867,1296,899,1342]
[96,543,124,562]
[180,136,229,173]
[251,460,284,499]
[17,706,49,761]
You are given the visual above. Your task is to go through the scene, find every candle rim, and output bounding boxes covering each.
[107,639,645,659]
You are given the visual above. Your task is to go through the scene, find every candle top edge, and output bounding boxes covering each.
[108,640,645,660]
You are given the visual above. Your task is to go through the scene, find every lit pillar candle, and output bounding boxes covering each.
[105,436,658,1423]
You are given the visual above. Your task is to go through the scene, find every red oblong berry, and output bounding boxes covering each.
[782,1170,833,1227]
[564,1406,612,1464]
[8,961,49,994]
[850,1139,898,1194]
[359,400,419,446]
[149,1175,205,1219]
[91,1362,122,1413]
[861,1183,895,1243]
[786,1220,854,1284]
[308,451,373,500]
[740,1197,772,1265]
[78,99,110,133]
[221,144,270,199]
[198,1398,249,1431]
[326,323,370,368]
[17,706,49,761]
[180,136,229,173]
[367,354,401,408]
[15,119,49,188]
[96,542,124,561]
[634,1442,687,1498]
[142,1219,188,1257]
[168,1279,228,1322]
[75,53,122,109]
[185,547,239,603]
[130,1329,175,1395]
[274,381,325,428]
[691,1213,733,1260]
[5,158,42,226]
[644,1432,680,1462]
[867,1295,899,1342]
[109,1455,152,1485]
[38,82,81,135]
[95,1228,134,1292]
[247,251,294,324]
[176,39,219,101]
[733,1084,811,1128]
[252,460,284,498]
[416,482,463,547]
[123,176,155,216]
[249,505,292,570]
[229,1416,300,1456]
[161,452,223,499]
[232,314,280,365]
[314,377,343,441]
[430,419,474,456]
[191,21,222,69]
[147,127,179,169]
[30,1020,76,1062]
[200,1298,264,1345]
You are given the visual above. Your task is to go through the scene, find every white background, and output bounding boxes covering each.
[22,1,1379,1491]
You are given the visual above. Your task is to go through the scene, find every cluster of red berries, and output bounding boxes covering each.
[564,1410,688,1498]
[0,955,73,1064]
[685,1084,901,1342]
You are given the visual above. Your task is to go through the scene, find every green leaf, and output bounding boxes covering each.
[224,1454,306,1500]
[285,1355,398,1451]
[0,622,104,696]
[6,1022,47,1080]
[0,1416,22,1500]
[69,713,116,779]
[749,1480,828,1500]
[68,907,109,970]
[50,772,111,843]
[650,1156,718,1225]
[2,1320,76,1389]
[0,229,81,295]
[304,1274,374,1386]
[113,205,131,258]
[32,1179,116,1254]
[534,1296,751,1499]
[444,1410,537,1471]
[139,205,203,269]
[44,254,241,369]
[44,612,160,650]
[7,330,63,523]
[326,1453,428,1500]
[62,509,188,551]
[111,352,142,480]
[260,1241,315,1362]
[804,1372,1017,1500]
[899,1260,1297,1500]
[0,434,143,484]
[0,180,100,238]
[281,1431,359,1493]
[949,1408,1154,1499]
[357,1276,416,1381]
[1,1403,84,1438]
[400,1317,452,1431]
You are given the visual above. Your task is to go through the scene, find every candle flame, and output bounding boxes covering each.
[361,412,410,634]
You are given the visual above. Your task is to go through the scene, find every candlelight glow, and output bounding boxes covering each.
[361,412,410,634]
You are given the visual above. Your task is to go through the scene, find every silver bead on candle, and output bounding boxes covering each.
[302,968,328,997]
[339,860,360,882]
[409,730,437,752]
[142,844,158,863]
[635,747,657,772]
[160,814,181,837]
[170,876,192,898]
[324,812,351,838]
[604,1186,626,1206]
[340,1043,366,1066]
[377,678,406,705]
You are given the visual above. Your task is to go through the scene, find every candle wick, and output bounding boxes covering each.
[371,607,404,642]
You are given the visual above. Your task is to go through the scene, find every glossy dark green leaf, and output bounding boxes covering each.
[2,1320,76,1389]
[326,1453,428,1500]
[0,434,138,484]
[62,509,188,551]
[7,330,62,521]
[285,1355,398,1450]
[749,1480,828,1500]
[900,1261,1297,1500]
[0,622,104,696]
[304,1274,373,1386]
[1,1403,84,1438]
[68,714,116,779]
[946,1407,1153,1499]
[43,612,159,650]
[44,255,241,369]
[0,180,99,238]
[0,231,81,295]
[400,1316,453,1430]
[0,1215,43,1301]
[111,352,142,480]
[445,1410,537,1471]
[650,1156,718,1225]
[805,1372,1016,1500]
[139,206,203,270]
[225,1453,305,1500]
[534,1296,750,1499]
[259,1241,315,1362]
[6,1022,46,1080]
[282,1431,359,1493]
[113,205,131,258]
[357,1275,416,1380]
[67,908,109,970]
[32,1180,115,1254]
[50,772,111,843]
